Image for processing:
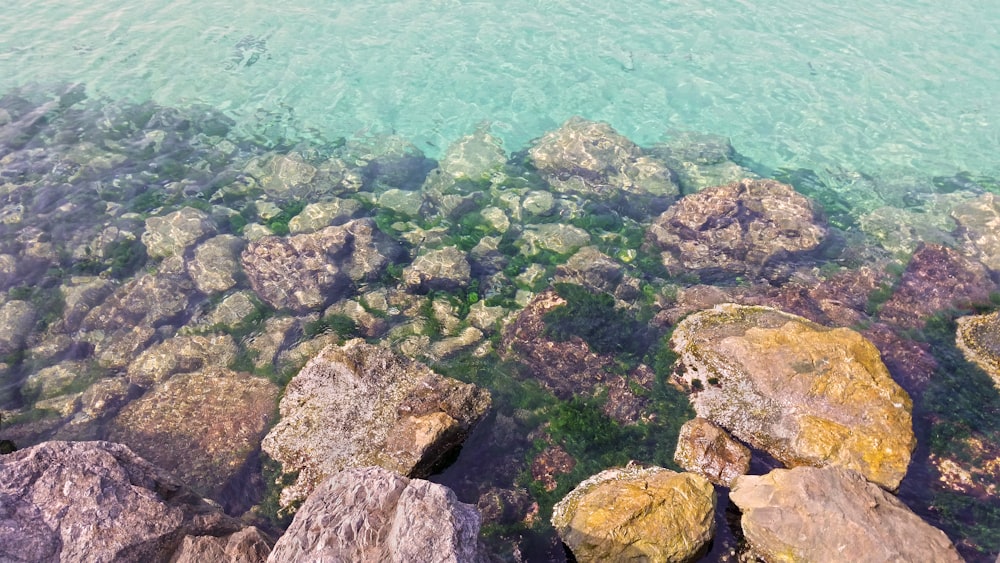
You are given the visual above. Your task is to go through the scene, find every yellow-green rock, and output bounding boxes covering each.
[551,465,715,563]
[671,304,915,490]
[956,310,1000,390]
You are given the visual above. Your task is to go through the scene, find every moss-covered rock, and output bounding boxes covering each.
[670,304,915,490]
[551,464,715,563]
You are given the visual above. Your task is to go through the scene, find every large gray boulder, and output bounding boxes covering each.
[267,466,483,563]
[241,218,401,312]
[0,441,263,562]
[730,466,963,563]
[261,339,491,508]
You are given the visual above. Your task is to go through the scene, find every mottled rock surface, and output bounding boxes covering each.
[956,310,1000,389]
[172,527,272,563]
[647,178,827,280]
[287,198,362,234]
[674,417,751,487]
[142,207,216,258]
[730,466,963,563]
[267,466,483,563]
[551,465,716,563]
[403,245,472,292]
[518,223,591,256]
[879,243,997,329]
[244,152,317,199]
[528,116,678,206]
[261,339,491,508]
[126,333,238,387]
[670,304,915,490]
[952,192,1000,272]
[187,234,244,294]
[109,368,278,499]
[0,299,35,354]
[438,126,507,182]
[554,246,623,293]
[241,218,400,312]
[0,441,249,562]
[81,266,194,331]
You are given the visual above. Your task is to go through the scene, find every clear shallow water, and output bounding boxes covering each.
[0,0,997,178]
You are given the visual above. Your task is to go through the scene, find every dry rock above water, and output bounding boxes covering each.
[646,178,827,280]
[0,441,268,562]
[673,417,751,487]
[267,466,484,563]
[730,466,963,563]
[670,304,915,490]
[241,218,401,312]
[551,465,716,563]
[956,310,1000,390]
[261,339,491,509]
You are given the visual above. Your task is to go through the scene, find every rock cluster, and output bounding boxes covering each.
[670,303,915,490]
[261,339,491,508]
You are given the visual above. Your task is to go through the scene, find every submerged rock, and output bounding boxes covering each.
[879,243,997,329]
[109,368,278,500]
[241,218,401,312]
[952,191,1000,272]
[0,441,256,562]
[126,333,237,387]
[551,465,716,563]
[141,207,217,259]
[267,466,483,563]
[647,178,827,280]
[673,417,751,487]
[438,126,507,182]
[261,339,491,508]
[187,234,244,294]
[0,299,35,355]
[287,198,363,233]
[402,245,472,292]
[528,116,679,209]
[670,304,915,490]
[956,310,1000,390]
[730,466,963,563]
[518,223,591,256]
[243,152,318,199]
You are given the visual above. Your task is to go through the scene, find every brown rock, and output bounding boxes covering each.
[956,310,1000,390]
[730,466,963,563]
[171,527,272,563]
[879,243,997,329]
[646,178,827,280]
[674,417,751,487]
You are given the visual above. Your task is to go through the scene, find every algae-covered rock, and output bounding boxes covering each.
[141,207,217,258]
[261,339,491,508]
[403,246,472,293]
[241,218,401,312]
[956,310,1000,390]
[109,367,278,499]
[529,116,679,207]
[674,417,751,487]
[647,178,827,280]
[267,466,483,563]
[730,466,963,563]
[670,303,914,490]
[551,465,715,563]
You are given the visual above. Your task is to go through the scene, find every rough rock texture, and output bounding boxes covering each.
[58,275,115,332]
[647,178,827,279]
[528,116,679,206]
[287,199,363,234]
[952,192,1000,272]
[126,334,238,387]
[0,441,250,562]
[141,207,217,258]
[109,368,278,499]
[81,267,194,331]
[261,339,491,508]
[187,234,244,294]
[241,218,401,312]
[956,310,1000,389]
[402,246,472,292]
[518,223,591,256]
[0,299,36,354]
[551,465,716,563]
[171,527,272,563]
[670,304,915,490]
[879,243,997,329]
[730,466,963,563]
[674,417,751,487]
[501,289,653,424]
[554,246,624,293]
[267,466,483,563]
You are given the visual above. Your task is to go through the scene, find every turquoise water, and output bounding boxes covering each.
[1,0,997,178]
